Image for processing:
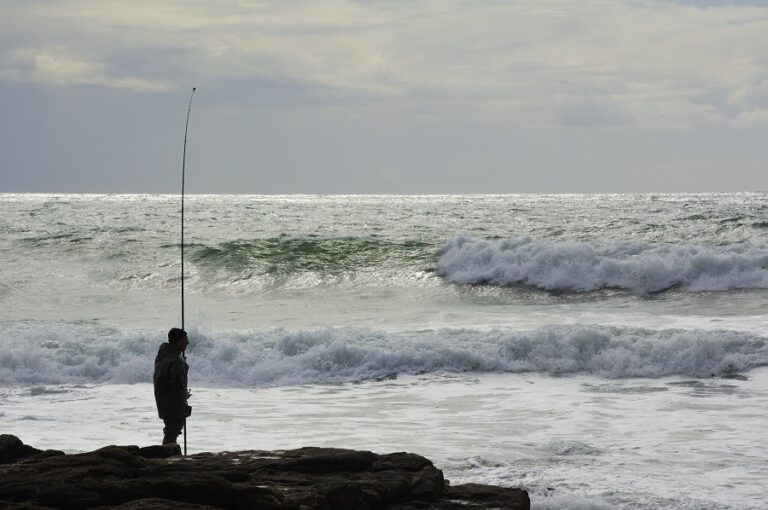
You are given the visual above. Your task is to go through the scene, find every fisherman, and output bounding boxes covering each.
[154,327,192,445]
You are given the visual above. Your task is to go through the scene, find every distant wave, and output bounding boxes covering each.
[438,236,768,293]
[1,324,766,386]
[187,237,434,277]
[14,234,435,283]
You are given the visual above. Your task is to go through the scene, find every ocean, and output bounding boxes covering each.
[1,193,767,509]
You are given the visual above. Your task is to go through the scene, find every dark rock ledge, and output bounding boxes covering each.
[0,435,529,510]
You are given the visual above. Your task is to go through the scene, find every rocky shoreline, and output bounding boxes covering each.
[0,435,529,509]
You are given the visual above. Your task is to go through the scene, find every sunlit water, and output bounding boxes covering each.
[2,193,767,509]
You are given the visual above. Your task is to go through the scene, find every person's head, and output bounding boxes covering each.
[168,327,189,351]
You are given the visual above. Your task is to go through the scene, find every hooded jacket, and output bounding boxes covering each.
[153,342,190,421]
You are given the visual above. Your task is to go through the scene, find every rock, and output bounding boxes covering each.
[0,434,64,464]
[0,434,37,464]
[443,483,530,509]
[110,499,222,510]
[138,444,183,459]
[0,436,529,509]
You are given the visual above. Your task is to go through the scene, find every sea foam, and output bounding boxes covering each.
[438,236,768,293]
[1,323,765,386]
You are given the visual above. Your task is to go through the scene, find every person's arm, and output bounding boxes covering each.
[168,358,187,402]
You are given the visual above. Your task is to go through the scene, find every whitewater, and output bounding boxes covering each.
[1,193,767,509]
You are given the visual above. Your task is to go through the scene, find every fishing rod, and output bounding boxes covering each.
[181,87,196,331]
[181,86,196,457]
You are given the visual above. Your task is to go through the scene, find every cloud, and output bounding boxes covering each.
[5,47,169,92]
[556,96,635,127]
[734,108,768,127]
[1,0,768,128]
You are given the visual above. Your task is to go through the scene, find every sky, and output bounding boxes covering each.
[1,0,767,193]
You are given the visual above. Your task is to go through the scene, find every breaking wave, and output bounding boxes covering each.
[438,236,768,293]
[1,323,766,387]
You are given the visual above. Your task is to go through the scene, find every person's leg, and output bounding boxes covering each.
[162,419,184,444]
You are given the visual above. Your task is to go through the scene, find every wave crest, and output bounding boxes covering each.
[437,236,768,292]
[1,324,765,386]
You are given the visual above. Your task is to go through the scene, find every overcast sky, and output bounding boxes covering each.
[1,0,767,193]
